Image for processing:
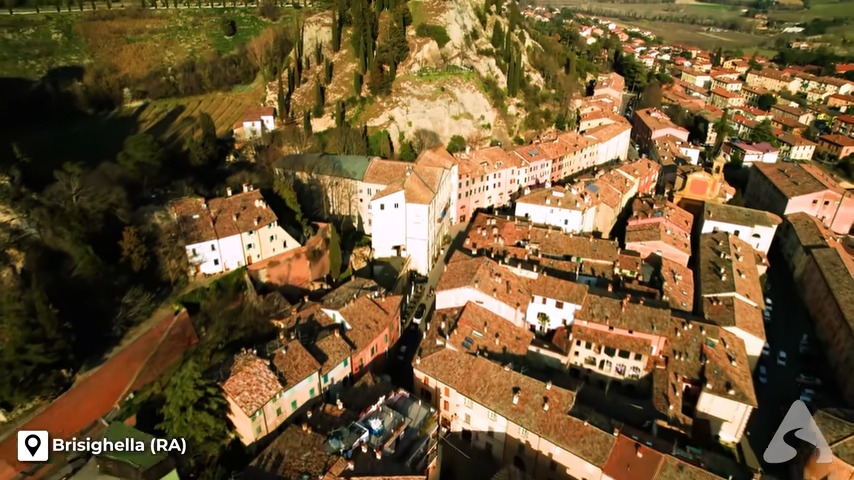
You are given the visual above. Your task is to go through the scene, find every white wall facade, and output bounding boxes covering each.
[218,234,246,272]
[186,239,223,275]
[370,190,408,261]
[321,358,350,394]
[525,296,582,331]
[406,202,431,275]
[257,221,300,260]
[435,287,526,327]
[514,201,588,233]
[596,128,631,165]
[695,392,753,443]
[701,220,778,254]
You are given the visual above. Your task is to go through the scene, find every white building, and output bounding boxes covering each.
[723,141,779,166]
[587,121,632,165]
[172,185,301,275]
[514,185,597,233]
[235,107,276,141]
[700,202,782,254]
[526,275,588,332]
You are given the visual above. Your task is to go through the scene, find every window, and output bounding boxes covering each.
[444,387,450,396]
[443,400,450,411]
[310,388,316,397]
[600,360,613,372]
[251,410,262,420]
[575,340,581,346]
[634,353,643,361]
[247,243,254,250]
[464,398,474,408]
[344,358,349,367]
[615,364,626,376]
[371,345,377,356]
[488,411,497,421]
[487,428,494,437]
[270,235,276,242]
[824,200,830,206]
[291,400,298,411]
[556,301,564,309]
[276,407,283,416]
[629,366,642,379]
[191,248,197,256]
[322,374,329,384]
[255,426,262,435]
[618,349,631,359]
[604,346,616,357]
[734,230,740,237]
[248,230,254,236]
[585,341,592,350]
[214,259,220,266]
[812,199,819,205]
[380,204,385,210]
[211,244,216,251]
[519,427,528,438]
[394,203,399,208]
[384,333,388,344]
[541,297,546,304]
[359,358,364,368]
[464,413,471,424]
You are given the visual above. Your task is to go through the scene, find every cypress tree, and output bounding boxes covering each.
[314,41,323,66]
[277,76,286,121]
[491,22,503,49]
[336,101,346,127]
[332,11,341,52]
[354,71,363,95]
[324,58,334,85]
[379,131,393,158]
[287,67,295,95]
[303,110,312,135]
[313,80,325,117]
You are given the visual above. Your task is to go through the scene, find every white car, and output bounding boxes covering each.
[397,345,408,360]
[763,310,772,324]
[799,334,811,354]
[777,350,788,367]
[412,304,426,325]
[757,365,768,384]
[765,297,773,311]
[761,343,771,357]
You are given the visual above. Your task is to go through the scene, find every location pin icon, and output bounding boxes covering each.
[25,435,41,457]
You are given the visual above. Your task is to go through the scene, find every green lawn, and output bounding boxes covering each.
[0,14,88,78]
[769,0,854,21]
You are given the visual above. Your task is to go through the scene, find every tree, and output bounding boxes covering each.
[277,75,288,120]
[187,113,218,167]
[117,133,164,175]
[748,119,777,145]
[314,40,323,66]
[221,18,237,37]
[273,175,305,227]
[113,286,157,337]
[119,226,149,273]
[328,223,343,281]
[354,71,363,95]
[312,80,325,117]
[0,274,73,408]
[713,108,731,156]
[332,11,342,52]
[446,135,466,153]
[399,141,417,161]
[159,360,231,460]
[258,0,280,20]
[153,222,189,286]
[379,131,393,158]
[303,110,312,135]
[756,93,777,111]
[491,22,504,49]
[638,80,662,109]
[324,58,334,85]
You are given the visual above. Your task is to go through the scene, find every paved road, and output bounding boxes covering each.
[742,247,825,479]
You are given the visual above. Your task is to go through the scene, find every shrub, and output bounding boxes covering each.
[416,24,451,49]
[258,0,279,20]
[446,134,466,153]
[221,18,237,37]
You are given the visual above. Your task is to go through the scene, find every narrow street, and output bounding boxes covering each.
[743,246,835,479]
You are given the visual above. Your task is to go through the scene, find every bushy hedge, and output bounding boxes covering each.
[416,24,451,49]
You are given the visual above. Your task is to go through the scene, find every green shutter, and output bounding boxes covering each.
[344,358,349,366]
[291,400,298,411]
[276,407,283,416]
[323,374,329,383]
[310,388,316,397]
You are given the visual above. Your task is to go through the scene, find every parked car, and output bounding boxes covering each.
[777,350,788,367]
[799,334,811,354]
[800,392,814,404]
[397,345,408,360]
[763,310,772,324]
[802,388,817,398]
[757,365,768,384]
[797,374,823,388]
[765,297,773,311]
[762,343,771,357]
[413,304,427,325]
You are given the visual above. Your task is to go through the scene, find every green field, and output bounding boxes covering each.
[769,0,854,21]
[0,8,281,80]
[618,19,772,49]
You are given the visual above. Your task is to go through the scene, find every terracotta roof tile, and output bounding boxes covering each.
[437,253,532,311]
[702,296,766,341]
[221,351,282,416]
[363,159,413,185]
[752,162,844,198]
[516,186,594,210]
[451,302,534,356]
[625,222,691,258]
[655,455,726,480]
[785,212,834,248]
[313,331,355,375]
[577,293,672,335]
[698,232,765,308]
[416,349,616,466]
[340,294,402,350]
[656,256,694,312]
[703,202,781,227]
[172,197,217,244]
[603,435,665,480]
[246,424,339,480]
[529,274,589,304]
[272,340,321,388]
[207,189,279,239]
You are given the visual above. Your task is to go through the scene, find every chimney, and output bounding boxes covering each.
[226,187,233,197]
[254,217,260,227]
[375,449,383,459]
[361,443,369,453]
[465,146,471,155]
[301,422,309,432]
[415,356,421,365]
[232,214,238,222]
[546,380,552,390]
[635,443,643,458]
[334,327,340,337]
[512,392,520,405]
[543,398,550,411]
[242,183,250,193]
[613,426,620,436]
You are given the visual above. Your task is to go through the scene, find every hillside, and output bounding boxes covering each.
[272,0,553,150]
